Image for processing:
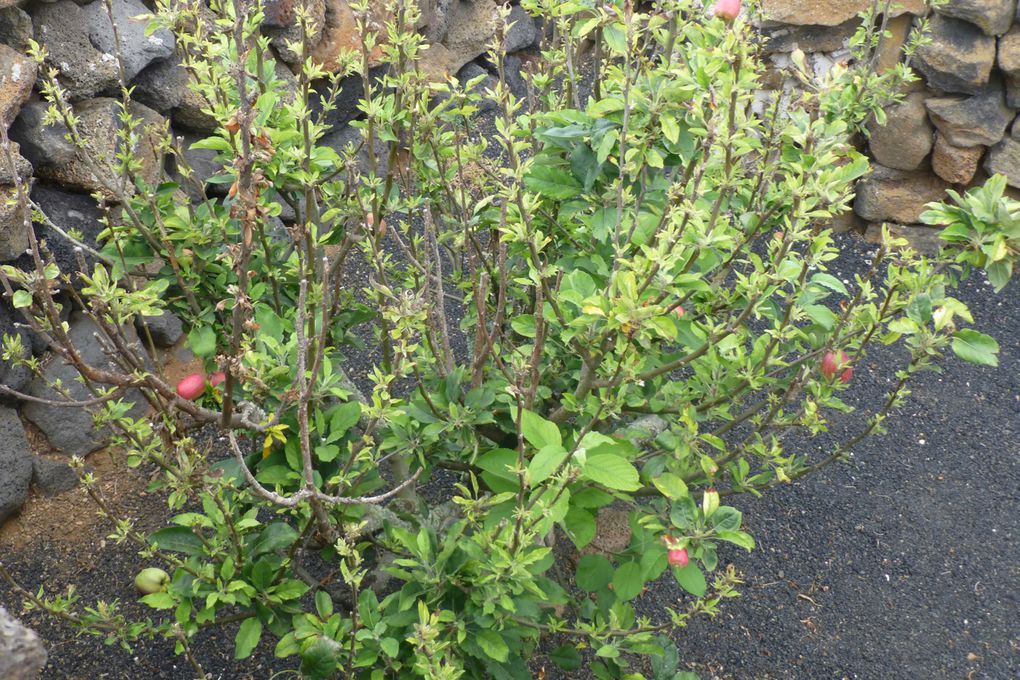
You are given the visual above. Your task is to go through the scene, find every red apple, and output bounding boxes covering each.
[713,0,741,21]
[176,373,206,400]
[667,548,689,567]
[821,350,852,383]
[674,305,686,318]
[209,371,226,387]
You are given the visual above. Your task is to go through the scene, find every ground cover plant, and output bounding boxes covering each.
[1,0,1018,677]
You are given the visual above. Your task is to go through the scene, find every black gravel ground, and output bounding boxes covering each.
[659,233,1020,679]
[2,230,1018,680]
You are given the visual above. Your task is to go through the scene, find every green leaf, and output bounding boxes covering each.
[576,554,614,592]
[562,506,596,549]
[476,629,509,662]
[529,444,566,484]
[315,445,340,462]
[808,273,848,296]
[234,617,262,659]
[476,448,520,493]
[252,521,298,556]
[315,590,333,618]
[150,526,204,556]
[187,325,217,358]
[603,22,627,55]
[715,529,755,551]
[272,579,309,601]
[803,304,836,330]
[611,562,645,601]
[709,506,741,532]
[952,329,999,367]
[673,563,707,597]
[549,644,582,670]
[140,592,175,609]
[380,637,399,658]
[651,472,688,500]
[511,314,537,338]
[583,454,640,491]
[520,409,561,449]
[524,163,583,200]
[661,115,679,145]
[11,290,31,309]
[570,143,601,191]
[299,638,338,679]
[329,401,361,439]
[255,306,284,342]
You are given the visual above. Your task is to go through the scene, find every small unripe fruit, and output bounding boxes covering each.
[209,371,226,387]
[713,0,741,21]
[821,350,853,383]
[667,548,689,568]
[674,305,685,318]
[176,373,206,400]
[135,567,170,594]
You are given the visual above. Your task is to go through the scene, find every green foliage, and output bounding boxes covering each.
[2,0,1017,677]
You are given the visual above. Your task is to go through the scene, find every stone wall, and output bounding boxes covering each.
[758,0,1020,248]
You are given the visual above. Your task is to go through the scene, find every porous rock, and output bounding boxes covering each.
[135,310,183,348]
[419,0,497,81]
[763,18,859,53]
[760,0,924,27]
[866,91,933,171]
[308,0,378,72]
[32,1,120,101]
[82,0,174,81]
[1007,76,1020,108]
[874,14,914,71]
[931,133,984,184]
[0,6,32,52]
[32,455,81,495]
[0,405,32,523]
[864,222,943,254]
[504,4,537,54]
[321,123,389,175]
[984,137,1020,188]
[23,312,150,456]
[0,142,32,184]
[9,96,76,168]
[0,306,32,394]
[31,97,166,198]
[26,183,105,277]
[171,129,227,198]
[0,605,47,680]
[936,0,1014,36]
[925,86,1012,147]
[853,164,949,224]
[914,13,996,95]
[999,25,1020,77]
[0,185,28,260]
[130,54,186,114]
[266,0,325,65]
[457,61,498,112]
[0,42,34,127]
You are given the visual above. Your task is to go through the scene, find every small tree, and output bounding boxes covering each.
[1,0,1017,677]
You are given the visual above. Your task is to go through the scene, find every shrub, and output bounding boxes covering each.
[1,0,1016,677]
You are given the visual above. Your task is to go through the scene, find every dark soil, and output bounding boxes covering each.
[658,233,1020,679]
